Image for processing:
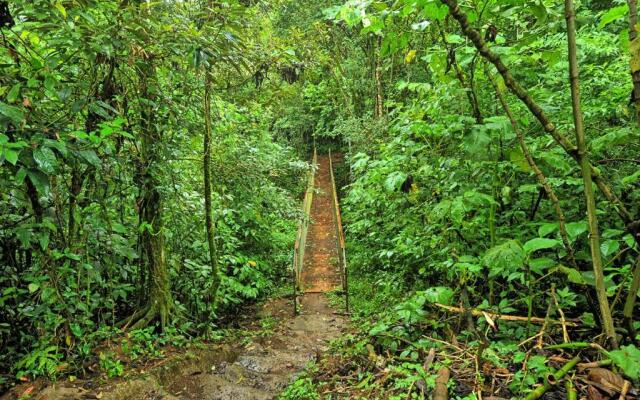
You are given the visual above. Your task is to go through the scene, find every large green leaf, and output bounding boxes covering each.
[555,265,588,285]
[33,147,58,174]
[0,102,24,124]
[523,238,560,255]
[600,240,620,258]
[566,221,587,240]
[27,169,50,194]
[608,345,640,380]
[3,148,19,165]
[483,240,525,277]
[599,5,628,29]
[384,171,407,192]
[538,222,559,237]
[422,286,454,305]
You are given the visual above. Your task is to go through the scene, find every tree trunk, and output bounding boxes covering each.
[374,36,384,118]
[203,71,221,318]
[628,0,640,124]
[564,0,618,348]
[128,1,173,330]
[623,256,640,338]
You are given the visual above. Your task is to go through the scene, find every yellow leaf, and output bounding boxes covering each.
[405,49,417,64]
[65,334,71,346]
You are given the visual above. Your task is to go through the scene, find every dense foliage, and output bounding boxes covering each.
[2,0,640,398]
[0,0,316,387]
[303,0,640,397]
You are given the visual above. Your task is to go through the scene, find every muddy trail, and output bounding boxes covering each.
[4,155,346,400]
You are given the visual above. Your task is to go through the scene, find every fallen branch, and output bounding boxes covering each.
[434,303,579,326]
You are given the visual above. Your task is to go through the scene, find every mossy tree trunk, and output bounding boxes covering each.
[128,0,173,330]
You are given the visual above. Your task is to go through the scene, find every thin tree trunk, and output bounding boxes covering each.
[203,71,220,315]
[623,256,640,338]
[374,36,384,118]
[438,23,483,124]
[487,71,577,269]
[628,0,640,124]
[440,0,639,248]
[564,0,617,348]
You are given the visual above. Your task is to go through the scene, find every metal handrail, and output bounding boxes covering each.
[293,147,317,315]
[328,149,349,312]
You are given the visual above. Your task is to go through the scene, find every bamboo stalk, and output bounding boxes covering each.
[523,357,580,400]
[564,0,618,349]
[565,378,577,400]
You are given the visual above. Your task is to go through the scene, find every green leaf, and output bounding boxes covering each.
[368,322,389,336]
[556,265,588,285]
[78,150,101,167]
[566,221,587,240]
[28,283,40,293]
[0,102,24,124]
[600,240,620,258]
[446,34,463,44]
[608,345,640,380]
[529,2,548,25]
[27,169,50,194]
[509,147,531,172]
[33,147,58,174]
[54,1,67,18]
[422,286,454,305]
[384,171,407,192]
[622,170,640,187]
[7,83,21,103]
[523,238,559,255]
[44,75,57,92]
[599,5,628,29]
[483,240,525,277]
[4,148,19,165]
[538,222,558,237]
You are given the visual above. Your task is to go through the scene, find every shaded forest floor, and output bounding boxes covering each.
[1,295,345,400]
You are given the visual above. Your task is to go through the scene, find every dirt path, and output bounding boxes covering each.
[7,155,345,400]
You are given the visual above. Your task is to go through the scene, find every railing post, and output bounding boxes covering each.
[292,146,317,316]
